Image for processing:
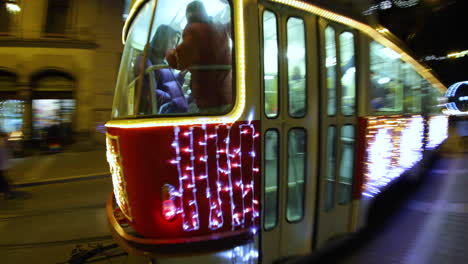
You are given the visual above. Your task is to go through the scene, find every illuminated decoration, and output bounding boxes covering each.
[422,50,468,62]
[5,0,21,13]
[446,81,468,97]
[426,115,448,150]
[399,117,424,169]
[269,0,445,94]
[363,116,424,197]
[106,134,132,221]
[224,242,259,263]
[169,123,259,232]
[447,49,468,59]
[392,0,419,8]
[109,0,246,129]
[444,81,468,114]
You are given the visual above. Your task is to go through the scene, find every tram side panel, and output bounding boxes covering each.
[106,121,261,240]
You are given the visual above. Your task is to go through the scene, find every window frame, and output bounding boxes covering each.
[285,126,307,223]
[263,128,280,231]
[112,0,238,120]
[285,16,308,119]
[42,0,75,38]
[337,123,355,205]
[262,9,281,120]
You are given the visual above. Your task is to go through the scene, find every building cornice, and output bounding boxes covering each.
[0,38,98,49]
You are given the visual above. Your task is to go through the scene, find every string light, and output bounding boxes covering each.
[426,115,448,150]
[106,134,132,221]
[169,122,259,231]
[363,116,425,197]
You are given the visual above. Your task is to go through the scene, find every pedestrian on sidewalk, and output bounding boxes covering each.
[0,131,13,199]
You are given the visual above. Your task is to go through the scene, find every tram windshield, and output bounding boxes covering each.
[112,0,233,119]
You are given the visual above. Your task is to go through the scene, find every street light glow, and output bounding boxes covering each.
[5,1,21,13]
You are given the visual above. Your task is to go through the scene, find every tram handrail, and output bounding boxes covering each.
[145,64,232,73]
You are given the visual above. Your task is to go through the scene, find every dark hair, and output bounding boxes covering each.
[186,1,209,24]
[150,25,180,63]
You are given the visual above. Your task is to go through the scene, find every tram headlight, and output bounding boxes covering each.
[161,184,177,221]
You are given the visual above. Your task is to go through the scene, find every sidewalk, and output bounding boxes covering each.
[7,142,110,187]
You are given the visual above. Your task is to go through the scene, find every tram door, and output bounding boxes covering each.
[315,18,358,247]
[259,3,319,263]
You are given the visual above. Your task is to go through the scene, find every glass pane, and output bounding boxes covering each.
[287,128,306,222]
[0,100,24,133]
[264,130,279,230]
[325,26,337,116]
[287,18,306,118]
[45,0,70,35]
[338,125,355,204]
[403,64,421,113]
[112,2,153,118]
[32,99,75,148]
[370,41,404,113]
[263,11,279,118]
[112,0,234,118]
[340,32,355,116]
[325,126,336,211]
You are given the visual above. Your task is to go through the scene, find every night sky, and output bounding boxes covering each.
[377,0,468,86]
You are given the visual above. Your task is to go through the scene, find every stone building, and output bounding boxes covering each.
[0,0,123,152]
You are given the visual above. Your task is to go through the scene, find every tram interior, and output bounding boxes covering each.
[113,0,232,118]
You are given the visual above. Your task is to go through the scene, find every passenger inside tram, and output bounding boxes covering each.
[166,0,233,114]
[112,0,233,118]
[146,25,189,114]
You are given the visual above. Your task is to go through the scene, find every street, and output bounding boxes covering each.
[0,177,127,264]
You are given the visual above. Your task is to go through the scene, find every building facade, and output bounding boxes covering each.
[0,0,123,152]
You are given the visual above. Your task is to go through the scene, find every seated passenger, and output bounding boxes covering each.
[166,1,232,114]
[137,25,188,114]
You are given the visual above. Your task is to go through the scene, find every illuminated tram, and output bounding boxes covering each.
[105,0,448,262]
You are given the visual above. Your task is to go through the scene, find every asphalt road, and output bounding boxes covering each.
[0,177,129,264]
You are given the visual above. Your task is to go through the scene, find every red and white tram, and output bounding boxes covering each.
[105,0,448,262]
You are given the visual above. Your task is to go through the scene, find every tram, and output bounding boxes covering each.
[105,0,448,262]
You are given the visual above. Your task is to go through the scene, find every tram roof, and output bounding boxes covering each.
[122,0,446,93]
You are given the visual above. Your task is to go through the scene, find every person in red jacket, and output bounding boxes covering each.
[166,1,232,114]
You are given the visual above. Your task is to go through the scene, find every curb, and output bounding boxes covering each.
[12,173,111,188]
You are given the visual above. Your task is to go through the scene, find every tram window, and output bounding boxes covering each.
[287,18,306,118]
[287,128,306,222]
[263,11,279,118]
[369,41,404,113]
[325,126,336,211]
[112,0,234,118]
[340,32,356,116]
[338,125,355,205]
[424,81,444,114]
[112,2,153,118]
[403,65,421,113]
[264,129,279,230]
[325,26,337,116]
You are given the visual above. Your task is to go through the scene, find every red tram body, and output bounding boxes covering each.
[105,0,449,262]
[107,121,260,239]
